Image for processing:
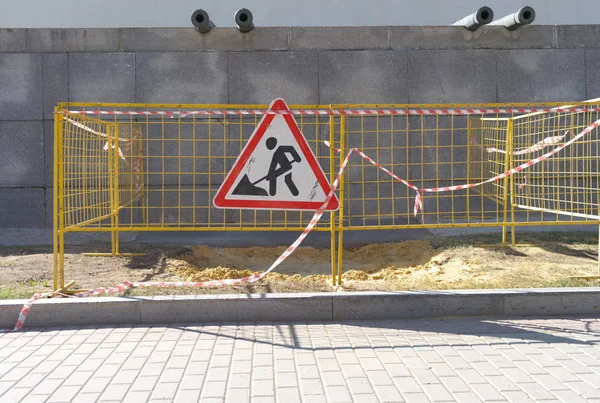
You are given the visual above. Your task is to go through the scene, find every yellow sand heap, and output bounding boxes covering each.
[165,240,463,285]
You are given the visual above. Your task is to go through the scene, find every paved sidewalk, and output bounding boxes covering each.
[1,317,600,403]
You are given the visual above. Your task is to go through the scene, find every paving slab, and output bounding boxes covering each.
[1,316,599,402]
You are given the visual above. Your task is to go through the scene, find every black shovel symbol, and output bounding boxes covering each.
[231,173,270,196]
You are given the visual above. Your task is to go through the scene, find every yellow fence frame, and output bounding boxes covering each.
[53,101,600,291]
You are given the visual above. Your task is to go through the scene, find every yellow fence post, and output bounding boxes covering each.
[507,118,517,246]
[329,113,337,286]
[501,118,514,245]
[53,106,61,290]
[113,124,121,255]
[337,115,346,286]
[106,126,117,256]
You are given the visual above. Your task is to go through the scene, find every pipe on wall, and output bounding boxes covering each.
[191,9,214,33]
[452,6,494,31]
[489,6,535,30]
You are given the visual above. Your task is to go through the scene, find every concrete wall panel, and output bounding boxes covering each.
[122,28,289,52]
[0,121,44,187]
[0,188,45,228]
[556,25,600,49]
[319,50,408,104]
[135,52,228,103]
[42,53,68,119]
[392,26,554,50]
[68,53,135,103]
[28,29,120,52]
[0,53,42,120]
[497,49,585,102]
[44,120,54,187]
[228,52,318,104]
[0,29,27,52]
[290,27,388,50]
[408,50,497,103]
[585,49,600,99]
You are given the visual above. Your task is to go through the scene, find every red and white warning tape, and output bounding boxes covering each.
[519,175,528,191]
[2,149,355,332]
[327,119,600,217]
[470,131,569,156]
[65,117,144,193]
[62,107,600,117]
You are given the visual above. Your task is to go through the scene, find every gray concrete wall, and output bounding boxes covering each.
[1,25,600,228]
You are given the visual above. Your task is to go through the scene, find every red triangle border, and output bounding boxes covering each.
[213,98,340,211]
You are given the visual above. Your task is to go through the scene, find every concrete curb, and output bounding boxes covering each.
[1,288,600,329]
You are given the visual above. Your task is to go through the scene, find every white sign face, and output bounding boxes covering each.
[213,98,339,211]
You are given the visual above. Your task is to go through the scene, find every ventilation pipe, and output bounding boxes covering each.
[191,9,214,33]
[235,8,254,33]
[452,6,494,31]
[489,6,535,30]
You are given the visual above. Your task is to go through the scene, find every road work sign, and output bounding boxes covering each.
[213,98,339,211]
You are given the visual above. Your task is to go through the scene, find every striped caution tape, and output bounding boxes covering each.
[327,118,600,217]
[469,131,569,156]
[3,149,354,331]
[62,107,600,117]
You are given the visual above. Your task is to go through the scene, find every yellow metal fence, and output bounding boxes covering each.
[53,102,600,289]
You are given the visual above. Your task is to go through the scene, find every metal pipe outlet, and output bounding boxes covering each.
[235,8,254,33]
[452,6,494,31]
[489,6,535,30]
[191,9,214,33]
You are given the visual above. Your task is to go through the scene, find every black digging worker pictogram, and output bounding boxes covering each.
[232,137,302,197]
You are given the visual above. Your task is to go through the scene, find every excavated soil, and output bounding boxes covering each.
[1,233,600,298]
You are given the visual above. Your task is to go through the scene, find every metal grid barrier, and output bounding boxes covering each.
[53,102,600,288]
[511,106,600,221]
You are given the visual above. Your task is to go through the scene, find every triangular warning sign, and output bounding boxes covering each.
[213,98,339,211]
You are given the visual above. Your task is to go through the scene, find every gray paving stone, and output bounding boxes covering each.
[553,389,594,403]
[566,381,600,399]
[469,383,504,401]
[518,382,556,400]
[251,379,275,397]
[451,392,483,402]
[375,385,405,402]
[124,391,152,403]
[0,53,43,120]
[2,316,600,403]
[325,385,353,403]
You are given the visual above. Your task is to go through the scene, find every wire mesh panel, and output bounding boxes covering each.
[60,115,116,229]
[511,105,600,221]
[468,116,509,206]
[341,111,514,228]
[58,104,335,232]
